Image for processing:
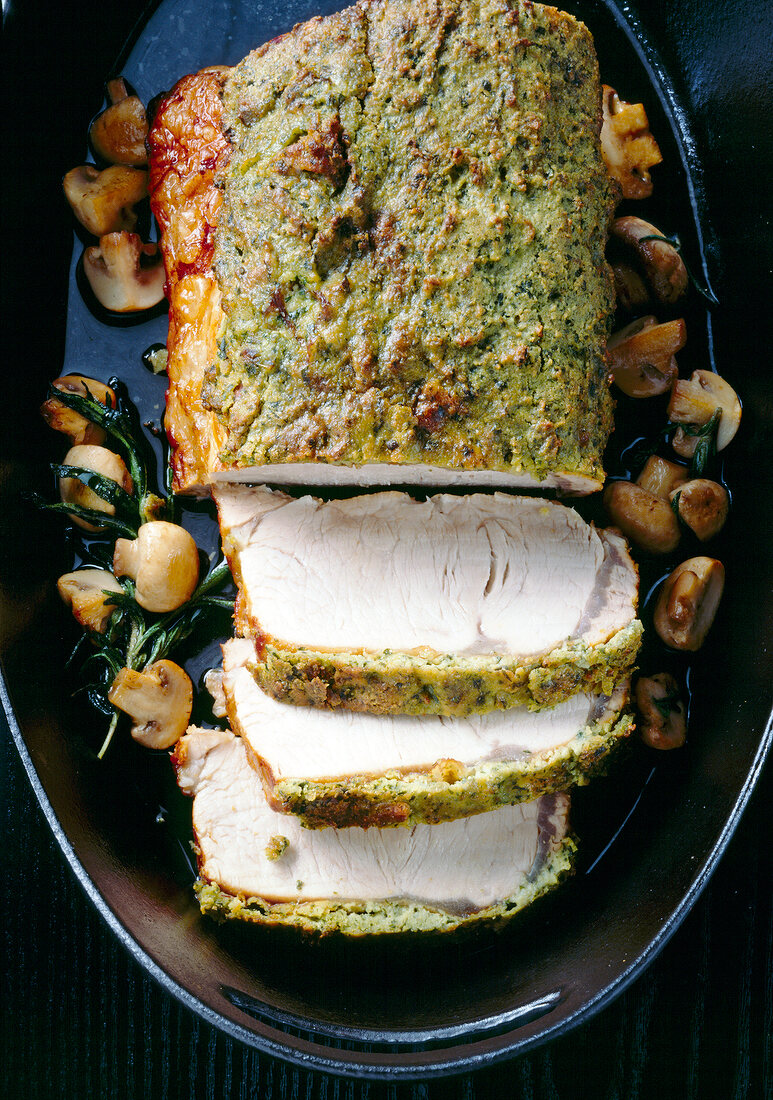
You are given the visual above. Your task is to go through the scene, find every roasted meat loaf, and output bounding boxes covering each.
[174,727,575,934]
[216,486,642,715]
[149,0,617,493]
[221,637,633,827]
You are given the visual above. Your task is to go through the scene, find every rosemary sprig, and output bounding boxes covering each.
[639,234,720,307]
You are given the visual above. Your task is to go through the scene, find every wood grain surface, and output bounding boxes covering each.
[2,1,772,1096]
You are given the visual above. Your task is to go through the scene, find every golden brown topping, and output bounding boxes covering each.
[635,673,687,750]
[636,455,687,499]
[670,479,729,541]
[40,375,116,446]
[654,556,725,651]
[59,444,133,532]
[611,216,688,305]
[113,521,199,613]
[83,232,166,312]
[601,85,663,199]
[608,316,686,397]
[57,569,123,633]
[603,480,681,554]
[668,370,742,455]
[63,165,148,237]
[108,659,193,749]
[90,79,149,166]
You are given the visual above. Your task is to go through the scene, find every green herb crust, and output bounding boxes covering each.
[252,620,643,716]
[264,711,634,829]
[204,0,616,487]
[193,834,577,936]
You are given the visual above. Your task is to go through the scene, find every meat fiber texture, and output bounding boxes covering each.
[221,637,633,827]
[149,0,616,494]
[174,727,575,935]
[216,486,642,716]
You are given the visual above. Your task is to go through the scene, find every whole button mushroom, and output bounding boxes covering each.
[635,673,687,750]
[654,556,725,651]
[41,375,116,446]
[83,232,166,313]
[607,316,686,398]
[90,78,149,166]
[611,216,689,306]
[108,660,193,749]
[668,369,742,457]
[670,479,729,542]
[63,164,148,237]
[59,444,134,532]
[113,521,199,613]
[603,480,681,555]
[57,569,123,633]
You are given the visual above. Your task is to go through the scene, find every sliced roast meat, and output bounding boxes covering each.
[173,727,575,935]
[216,486,642,715]
[221,638,633,827]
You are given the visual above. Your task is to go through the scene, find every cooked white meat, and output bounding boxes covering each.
[216,486,641,715]
[221,638,632,827]
[173,727,574,933]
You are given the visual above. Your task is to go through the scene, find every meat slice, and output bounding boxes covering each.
[173,727,575,935]
[148,0,616,494]
[220,638,633,827]
[216,486,642,715]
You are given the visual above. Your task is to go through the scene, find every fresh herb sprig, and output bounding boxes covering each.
[37,378,233,756]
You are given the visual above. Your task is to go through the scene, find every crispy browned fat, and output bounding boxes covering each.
[149,0,617,493]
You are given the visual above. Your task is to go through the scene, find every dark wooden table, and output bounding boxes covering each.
[2,1,772,1096]
[2,721,770,1099]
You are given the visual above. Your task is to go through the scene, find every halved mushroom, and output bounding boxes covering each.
[90,79,148,166]
[654,556,725,651]
[40,374,116,446]
[668,370,742,455]
[636,455,688,499]
[63,165,148,237]
[608,316,686,397]
[57,569,123,633]
[611,217,688,305]
[108,660,193,749]
[611,262,650,312]
[635,673,687,750]
[601,85,663,199]
[113,521,199,613]
[670,479,729,541]
[603,480,681,554]
[82,232,165,312]
[59,444,133,532]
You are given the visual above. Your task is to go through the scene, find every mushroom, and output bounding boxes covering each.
[635,673,687,750]
[59,444,133,532]
[636,455,688,499]
[63,165,148,237]
[611,262,650,313]
[600,85,663,199]
[603,480,681,554]
[654,556,725,651]
[113,521,199,612]
[611,216,688,305]
[82,232,166,312]
[668,370,742,456]
[608,316,686,398]
[40,374,116,446]
[90,79,149,166]
[57,569,123,633]
[670,478,729,541]
[108,660,193,749]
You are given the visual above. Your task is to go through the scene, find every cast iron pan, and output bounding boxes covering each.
[2,0,772,1080]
